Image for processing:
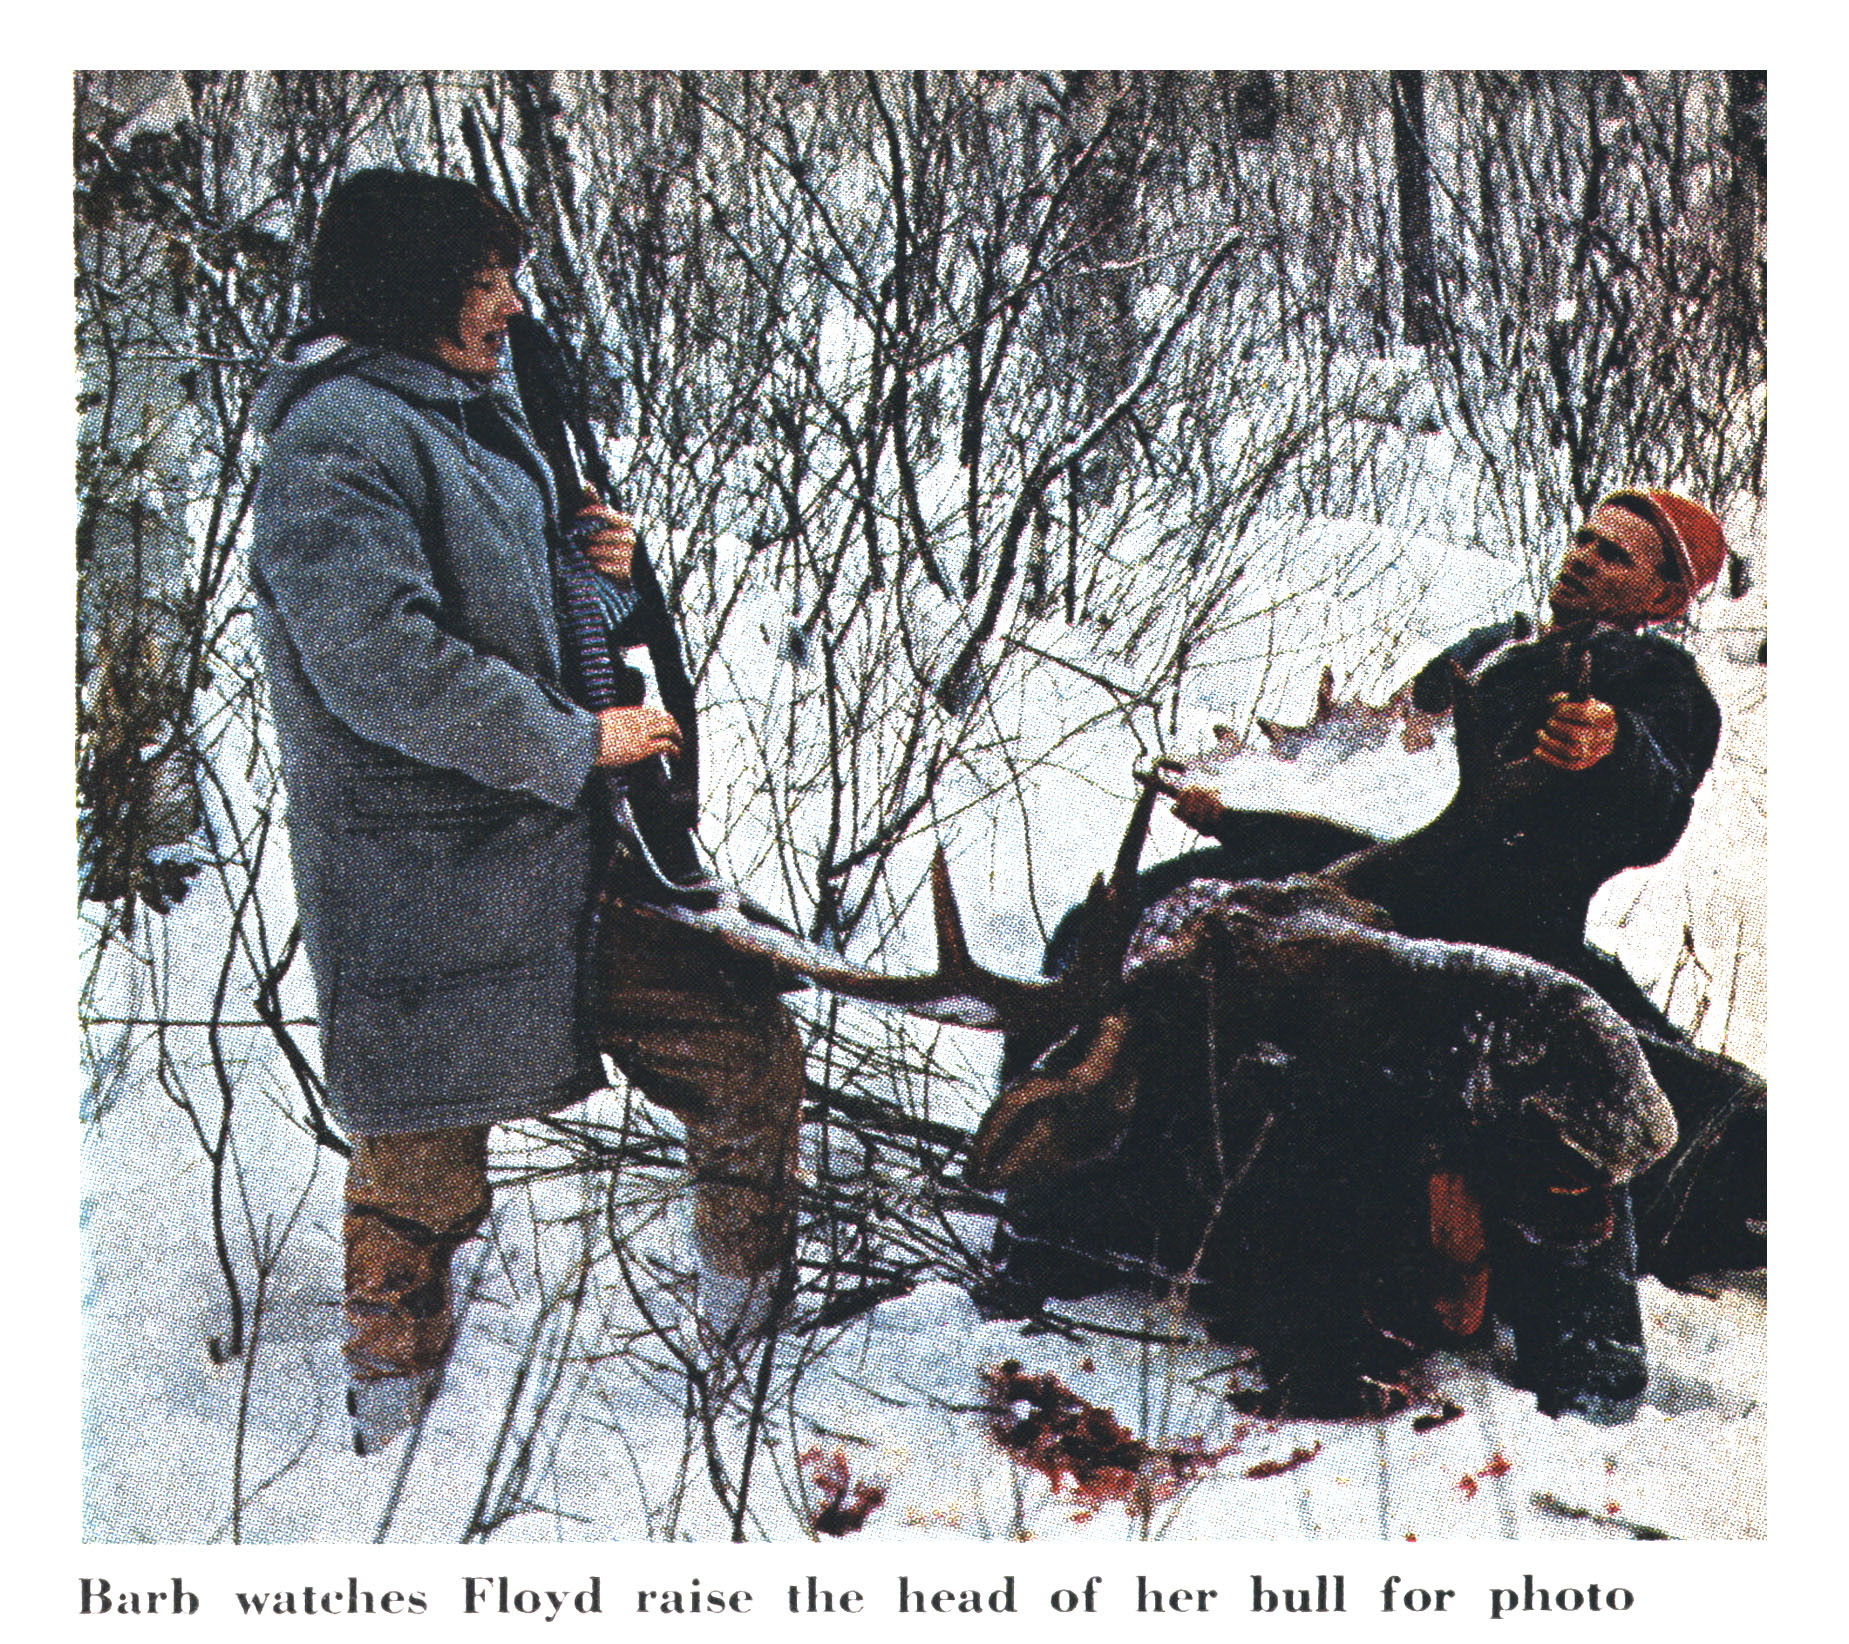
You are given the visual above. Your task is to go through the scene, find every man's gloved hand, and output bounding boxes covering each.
[1533,693,1619,771]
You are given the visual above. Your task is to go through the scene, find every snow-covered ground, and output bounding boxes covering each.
[1590,491,1767,1070]
[81,1088,1764,1542]
[82,494,1765,1543]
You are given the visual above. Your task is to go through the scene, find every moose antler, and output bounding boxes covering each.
[1246,664,1454,761]
[649,772,1162,1040]
[648,855,1037,1029]
[969,627,1611,1196]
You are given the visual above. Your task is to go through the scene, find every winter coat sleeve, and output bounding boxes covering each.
[1406,621,1718,874]
[1407,622,1519,715]
[252,407,601,812]
[1579,637,1722,870]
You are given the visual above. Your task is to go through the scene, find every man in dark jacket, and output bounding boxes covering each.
[1173,488,1728,1019]
[1158,489,1737,1417]
[251,171,801,1444]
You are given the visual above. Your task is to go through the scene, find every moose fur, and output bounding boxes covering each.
[970,630,1760,1411]
[981,874,1675,1411]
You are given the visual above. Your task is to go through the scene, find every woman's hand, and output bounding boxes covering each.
[595,705,683,770]
[574,493,636,583]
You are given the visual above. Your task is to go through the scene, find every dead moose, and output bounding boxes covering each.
[657,627,1764,1416]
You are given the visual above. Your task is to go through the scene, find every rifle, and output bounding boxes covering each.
[509,317,876,968]
[460,112,716,905]
[505,313,720,904]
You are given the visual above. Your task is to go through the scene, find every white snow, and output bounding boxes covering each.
[80,1076,1764,1541]
[81,480,1766,1541]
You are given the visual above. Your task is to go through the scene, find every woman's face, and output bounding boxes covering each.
[431,261,524,380]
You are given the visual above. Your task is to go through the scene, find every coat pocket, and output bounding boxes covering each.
[343,765,534,835]
[325,957,583,1119]
[328,783,594,986]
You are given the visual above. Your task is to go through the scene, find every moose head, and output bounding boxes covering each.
[658,624,1675,1211]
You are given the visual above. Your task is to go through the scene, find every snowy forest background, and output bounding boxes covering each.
[76,70,1767,1543]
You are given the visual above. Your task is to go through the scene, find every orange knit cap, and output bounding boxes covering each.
[1600,488,1728,601]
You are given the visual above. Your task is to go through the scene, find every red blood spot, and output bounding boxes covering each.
[1480,1451,1512,1478]
[1244,1443,1323,1480]
[1405,1533,1418,1542]
[1457,1474,1480,1499]
[980,1359,1232,1512]
[799,1447,885,1536]
[1606,1500,1622,1515]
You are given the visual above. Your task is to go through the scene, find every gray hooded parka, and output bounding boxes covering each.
[250,344,605,1135]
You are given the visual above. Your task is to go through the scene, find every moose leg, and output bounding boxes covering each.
[596,900,804,1296]
[1495,1190,1648,1422]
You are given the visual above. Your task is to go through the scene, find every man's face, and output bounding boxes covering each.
[431,261,523,380]
[1547,503,1686,626]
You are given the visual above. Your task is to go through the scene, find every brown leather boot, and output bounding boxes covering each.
[343,1202,486,1383]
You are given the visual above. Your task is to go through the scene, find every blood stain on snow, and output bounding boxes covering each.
[1458,1451,1512,1498]
[800,1447,885,1537]
[980,1359,1233,1512]
[1245,1443,1323,1481]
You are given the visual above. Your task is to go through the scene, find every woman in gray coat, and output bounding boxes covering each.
[251,171,802,1443]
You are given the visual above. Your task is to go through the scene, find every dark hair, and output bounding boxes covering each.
[309,169,528,356]
[1601,494,1683,584]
